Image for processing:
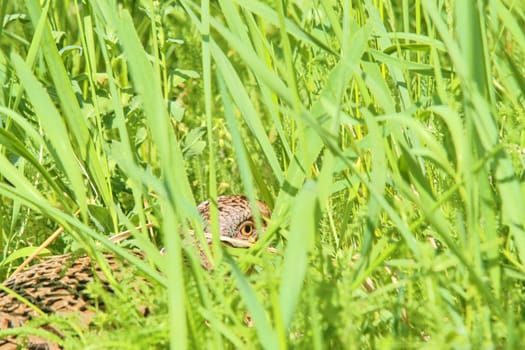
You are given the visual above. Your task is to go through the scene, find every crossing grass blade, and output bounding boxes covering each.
[278,183,318,330]
[24,0,114,219]
[10,53,84,210]
[227,256,279,350]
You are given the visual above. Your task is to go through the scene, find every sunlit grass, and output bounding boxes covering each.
[1,0,525,348]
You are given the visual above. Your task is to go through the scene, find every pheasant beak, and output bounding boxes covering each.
[218,236,255,248]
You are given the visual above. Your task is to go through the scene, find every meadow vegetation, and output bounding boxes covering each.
[1,0,525,348]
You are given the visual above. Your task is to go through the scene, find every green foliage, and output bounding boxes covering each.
[1,0,525,348]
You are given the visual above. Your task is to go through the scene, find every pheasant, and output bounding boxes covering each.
[0,195,271,349]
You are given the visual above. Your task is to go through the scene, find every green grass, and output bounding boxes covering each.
[1,0,525,348]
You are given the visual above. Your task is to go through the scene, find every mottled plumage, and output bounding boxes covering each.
[0,195,270,349]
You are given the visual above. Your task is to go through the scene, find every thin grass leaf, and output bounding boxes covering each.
[11,52,87,216]
[279,182,317,330]
[94,5,192,348]
[24,0,113,215]
[227,256,279,350]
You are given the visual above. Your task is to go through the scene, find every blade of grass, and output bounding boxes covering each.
[92,3,198,348]
[278,181,318,330]
[226,256,279,350]
[11,52,87,217]
[24,0,113,217]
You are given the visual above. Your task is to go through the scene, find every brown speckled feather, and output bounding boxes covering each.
[0,195,270,349]
[0,254,124,327]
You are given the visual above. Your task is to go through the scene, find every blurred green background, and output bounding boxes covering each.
[1,0,524,348]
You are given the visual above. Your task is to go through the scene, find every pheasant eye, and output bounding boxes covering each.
[240,222,254,236]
